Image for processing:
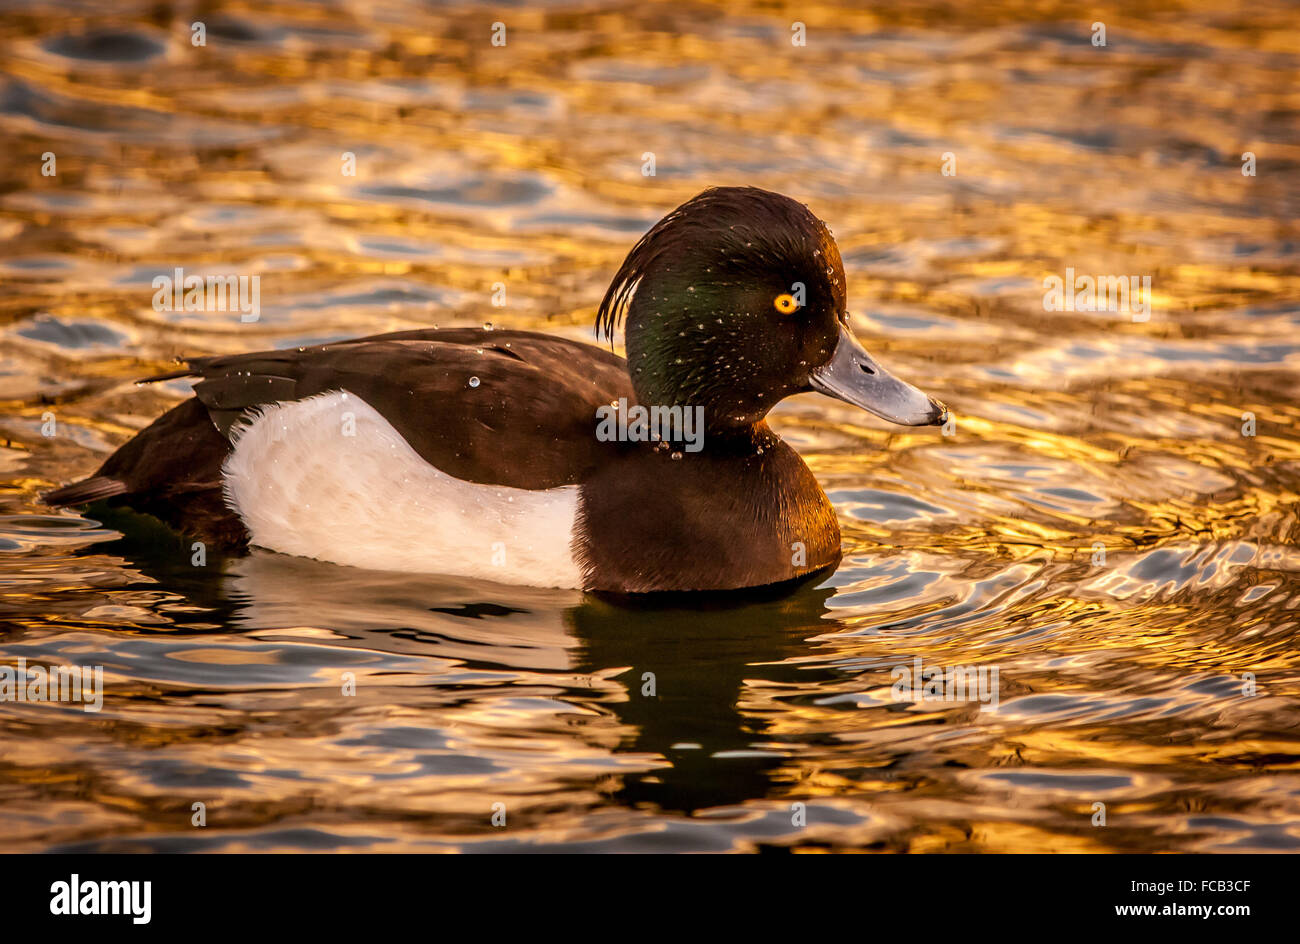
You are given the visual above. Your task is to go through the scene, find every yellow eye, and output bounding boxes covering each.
[774,293,799,314]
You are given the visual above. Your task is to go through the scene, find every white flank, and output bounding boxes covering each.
[221,391,583,588]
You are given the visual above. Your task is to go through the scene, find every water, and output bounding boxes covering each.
[1,0,1299,852]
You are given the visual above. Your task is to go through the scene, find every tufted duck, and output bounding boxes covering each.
[45,187,947,592]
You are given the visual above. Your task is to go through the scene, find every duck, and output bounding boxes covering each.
[44,187,947,593]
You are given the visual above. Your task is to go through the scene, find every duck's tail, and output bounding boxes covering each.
[43,475,128,507]
[43,361,208,508]
[41,397,222,510]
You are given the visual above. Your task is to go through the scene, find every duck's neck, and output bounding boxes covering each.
[700,420,781,457]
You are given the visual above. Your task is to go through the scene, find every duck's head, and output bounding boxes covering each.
[597,186,947,432]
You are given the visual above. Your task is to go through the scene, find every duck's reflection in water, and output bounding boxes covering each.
[95,521,839,816]
[571,582,836,812]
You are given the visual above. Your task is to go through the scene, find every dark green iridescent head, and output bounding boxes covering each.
[596,186,946,433]
[596,187,846,430]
